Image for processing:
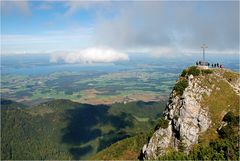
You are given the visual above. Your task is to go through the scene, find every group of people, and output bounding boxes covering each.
[196,61,209,66]
[196,61,224,68]
[211,63,224,68]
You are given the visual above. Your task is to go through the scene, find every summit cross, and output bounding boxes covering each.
[201,44,208,63]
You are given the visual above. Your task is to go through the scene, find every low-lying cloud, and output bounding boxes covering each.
[50,47,129,64]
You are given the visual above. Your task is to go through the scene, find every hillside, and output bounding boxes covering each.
[1,99,165,160]
[93,67,239,160]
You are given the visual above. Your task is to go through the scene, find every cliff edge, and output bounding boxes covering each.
[142,66,239,159]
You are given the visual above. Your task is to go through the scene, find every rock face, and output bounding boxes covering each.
[143,74,212,160]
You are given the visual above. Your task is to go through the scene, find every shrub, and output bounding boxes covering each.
[223,112,239,125]
[188,66,200,76]
[223,111,234,122]
[178,141,187,152]
[154,118,169,130]
[174,79,188,95]
[202,69,213,75]
[181,69,187,77]
[218,125,234,139]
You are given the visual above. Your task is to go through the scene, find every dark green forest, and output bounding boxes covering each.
[1,99,166,160]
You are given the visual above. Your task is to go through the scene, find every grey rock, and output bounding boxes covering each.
[143,123,173,160]
[142,75,212,159]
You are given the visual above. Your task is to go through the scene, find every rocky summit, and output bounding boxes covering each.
[142,67,240,160]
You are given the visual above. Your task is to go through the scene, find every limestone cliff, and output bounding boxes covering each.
[142,67,240,160]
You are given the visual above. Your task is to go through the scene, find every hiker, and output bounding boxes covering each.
[214,64,216,68]
[196,61,199,66]
[211,64,214,68]
[217,63,219,68]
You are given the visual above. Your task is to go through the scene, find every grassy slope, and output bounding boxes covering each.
[199,69,239,143]
[91,133,149,160]
[1,99,165,160]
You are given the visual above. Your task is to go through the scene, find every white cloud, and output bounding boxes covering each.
[50,47,129,64]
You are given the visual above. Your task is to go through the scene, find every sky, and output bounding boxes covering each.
[1,1,239,63]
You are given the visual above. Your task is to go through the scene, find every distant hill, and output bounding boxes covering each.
[92,67,239,160]
[1,99,165,160]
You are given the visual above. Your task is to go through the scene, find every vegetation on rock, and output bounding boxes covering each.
[218,112,239,141]
[180,66,213,77]
[201,69,213,75]
[188,66,201,76]
[180,69,187,77]
[174,79,188,95]
[222,111,239,125]
[154,118,169,130]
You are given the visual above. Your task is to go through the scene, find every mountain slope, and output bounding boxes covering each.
[142,67,239,159]
[1,99,165,160]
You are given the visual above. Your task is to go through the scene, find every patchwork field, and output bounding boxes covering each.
[1,68,178,105]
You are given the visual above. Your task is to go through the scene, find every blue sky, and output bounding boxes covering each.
[1,1,239,58]
[1,1,98,53]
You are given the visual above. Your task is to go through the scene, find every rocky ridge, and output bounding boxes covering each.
[142,67,239,159]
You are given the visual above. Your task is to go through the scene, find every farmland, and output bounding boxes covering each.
[1,67,178,105]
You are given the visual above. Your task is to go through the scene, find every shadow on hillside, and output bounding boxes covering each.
[61,104,133,159]
[97,130,130,152]
[136,101,156,107]
[69,146,93,160]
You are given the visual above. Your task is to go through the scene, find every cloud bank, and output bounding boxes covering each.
[50,47,129,64]
[94,1,239,55]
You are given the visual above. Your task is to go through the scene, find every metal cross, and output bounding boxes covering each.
[201,44,208,63]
